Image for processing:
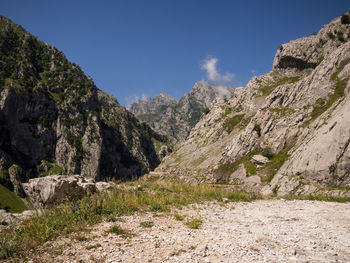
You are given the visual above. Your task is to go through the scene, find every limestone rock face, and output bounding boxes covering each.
[0,15,166,192]
[8,164,25,197]
[129,81,235,143]
[22,175,97,206]
[156,14,350,197]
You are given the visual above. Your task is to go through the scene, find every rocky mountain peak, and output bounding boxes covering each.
[155,13,350,198]
[129,81,235,144]
[155,92,175,100]
[273,15,350,71]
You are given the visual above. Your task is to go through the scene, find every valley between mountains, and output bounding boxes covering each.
[1,11,350,263]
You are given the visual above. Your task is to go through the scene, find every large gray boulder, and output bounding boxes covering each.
[22,175,97,206]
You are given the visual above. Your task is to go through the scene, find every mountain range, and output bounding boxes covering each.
[129,81,235,144]
[1,11,350,205]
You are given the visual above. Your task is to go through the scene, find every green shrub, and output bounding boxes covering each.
[337,31,345,42]
[174,214,185,221]
[107,225,128,235]
[341,14,350,24]
[203,107,210,115]
[253,124,261,137]
[223,114,245,133]
[38,163,66,177]
[139,221,154,228]
[85,244,101,250]
[327,32,335,39]
[329,164,337,173]
[75,235,89,242]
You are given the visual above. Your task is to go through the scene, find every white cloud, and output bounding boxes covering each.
[251,69,257,78]
[201,56,234,84]
[125,93,149,109]
[215,85,234,99]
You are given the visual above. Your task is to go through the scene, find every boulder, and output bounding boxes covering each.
[251,155,269,165]
[22,175,97,207]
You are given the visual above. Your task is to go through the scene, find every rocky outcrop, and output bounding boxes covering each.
[156,14,350,197]
[22,175,97,206]
[129,81,235,143]
[0,15,167,193]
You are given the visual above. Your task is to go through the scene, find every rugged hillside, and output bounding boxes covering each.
[155,13,350,197]
[129,81,235,143]
[0,15,167,196]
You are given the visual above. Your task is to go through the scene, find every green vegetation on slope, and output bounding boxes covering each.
[0,184,27,213]
[223,114,245,133]
[215,148,290,183]
[259,76,300,96]
[215,152,259,182]
[263,150,290,182]
[311,72,348,120]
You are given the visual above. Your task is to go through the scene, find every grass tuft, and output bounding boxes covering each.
[174,214,186,221]
[107,224,128,235]
[139,221,154,228]
[185,218,202,229]
[75,235,89,242]
[85,244,101,250]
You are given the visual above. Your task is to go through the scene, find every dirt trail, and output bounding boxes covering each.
[24,200,350,263]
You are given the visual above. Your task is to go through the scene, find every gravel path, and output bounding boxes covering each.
[25,200,350,263]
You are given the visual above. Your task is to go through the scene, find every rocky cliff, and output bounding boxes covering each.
[0,15,167,196]
[129,81,235,143]
[155,13,350,197]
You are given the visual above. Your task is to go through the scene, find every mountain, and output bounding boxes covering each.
[129,81,235,143]
[0,15,167,196]
[154,13,350,197]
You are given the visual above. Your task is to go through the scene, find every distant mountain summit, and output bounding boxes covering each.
[128,92,178,116]
[129,81,235,143]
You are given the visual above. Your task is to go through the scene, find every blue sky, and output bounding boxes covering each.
[1,1,349,106]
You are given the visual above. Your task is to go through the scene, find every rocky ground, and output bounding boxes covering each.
[16,199,350,263]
